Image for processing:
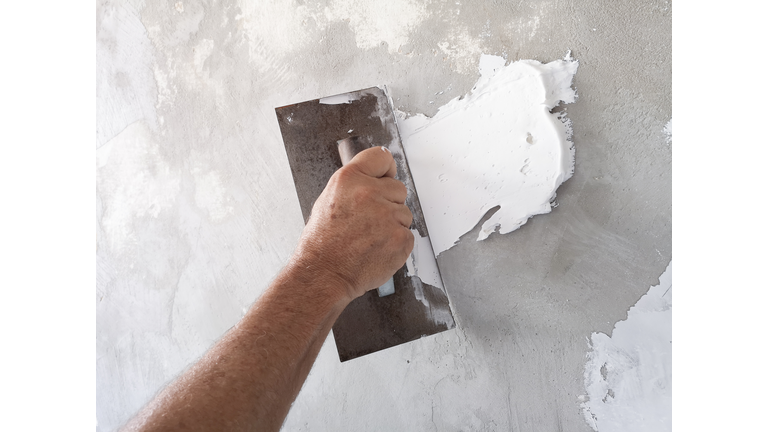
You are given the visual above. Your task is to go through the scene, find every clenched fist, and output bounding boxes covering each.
[289,147,414,302]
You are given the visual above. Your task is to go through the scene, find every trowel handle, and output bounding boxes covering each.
[336,137,395,298]
[337,137,371,165]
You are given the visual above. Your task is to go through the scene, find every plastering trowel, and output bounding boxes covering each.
[275,86,455,362]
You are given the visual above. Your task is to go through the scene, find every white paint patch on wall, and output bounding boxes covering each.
[581,262,672,432]
[398,53,578,255]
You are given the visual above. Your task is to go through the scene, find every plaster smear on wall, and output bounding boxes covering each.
[237,0,428,70]
[437,25,486,75]
[398,53,578,255]
[663,118,673,144]
[96,2,158,147]
[581,262,672,432]
[97,121,181,252]
[323,0,428,52]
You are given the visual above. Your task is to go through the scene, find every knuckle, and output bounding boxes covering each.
[403,229,415,257]
[384,178,407,202]
[334,166,355,183]
[354,186,374,202]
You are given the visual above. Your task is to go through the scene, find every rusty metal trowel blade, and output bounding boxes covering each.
[275,86,455,362]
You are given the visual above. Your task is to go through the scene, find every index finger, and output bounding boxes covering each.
[347,146,398,179]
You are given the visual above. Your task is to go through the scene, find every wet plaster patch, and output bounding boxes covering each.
[399,53,578,255]
[581,262,672,432]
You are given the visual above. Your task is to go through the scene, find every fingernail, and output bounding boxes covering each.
[381,147,390,153]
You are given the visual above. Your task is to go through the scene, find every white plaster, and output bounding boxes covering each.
[403,233,451,327]
[322,0,428,52]
[398,53,578,255]
[663,118,672,144]
[237,0,315,72]
[237,0,428,70]
[405,229,444,290]
[413,279,454,328]
[405,249,415,277]
[437,25,486,75]
[581,262,672,432]
[319,93,359,105]
[153,61,178,110]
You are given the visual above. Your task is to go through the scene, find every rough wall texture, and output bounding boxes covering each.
[96,0,671,430]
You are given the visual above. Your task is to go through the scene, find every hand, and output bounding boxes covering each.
[290,147,414,302]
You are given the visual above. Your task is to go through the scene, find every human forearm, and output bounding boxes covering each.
[232,258,353,426]
[122,147,413,431]
[123,262,351,432]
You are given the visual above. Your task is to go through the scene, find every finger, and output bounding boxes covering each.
[392,203,413,228]
[377,177,408,204]
[400,226,415,258]
[389,226,415,269]
[348,146,398,179]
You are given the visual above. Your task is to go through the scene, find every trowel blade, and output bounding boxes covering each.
[275,86,455,362]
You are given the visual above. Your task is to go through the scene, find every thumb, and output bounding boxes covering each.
[347,146,398,178]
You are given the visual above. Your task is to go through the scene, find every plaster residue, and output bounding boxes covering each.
[437,26,486,75]
[97,121,181,252]
[96,1,158,147]
[663,118,673,144]
[237,0,428,66]
[190,160,234,222]
[581,262,672,432]
[323,0,428,52]
[152,37,227,113]
[405,229,444,290]
[398,53,578,255]
[237,0,316,66]
[403,229,452,327]
[504,10,542,42]
[319,93,360,105]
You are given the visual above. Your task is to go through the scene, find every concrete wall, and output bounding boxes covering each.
[96,0,671,430]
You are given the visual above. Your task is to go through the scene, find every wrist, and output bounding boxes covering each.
[281,255,356,310]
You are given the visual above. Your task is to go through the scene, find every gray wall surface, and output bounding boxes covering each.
[96,0,671,430]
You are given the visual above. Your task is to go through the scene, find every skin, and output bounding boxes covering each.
[122,147,415,432]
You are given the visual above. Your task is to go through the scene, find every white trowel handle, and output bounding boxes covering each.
[336,137,396,298]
